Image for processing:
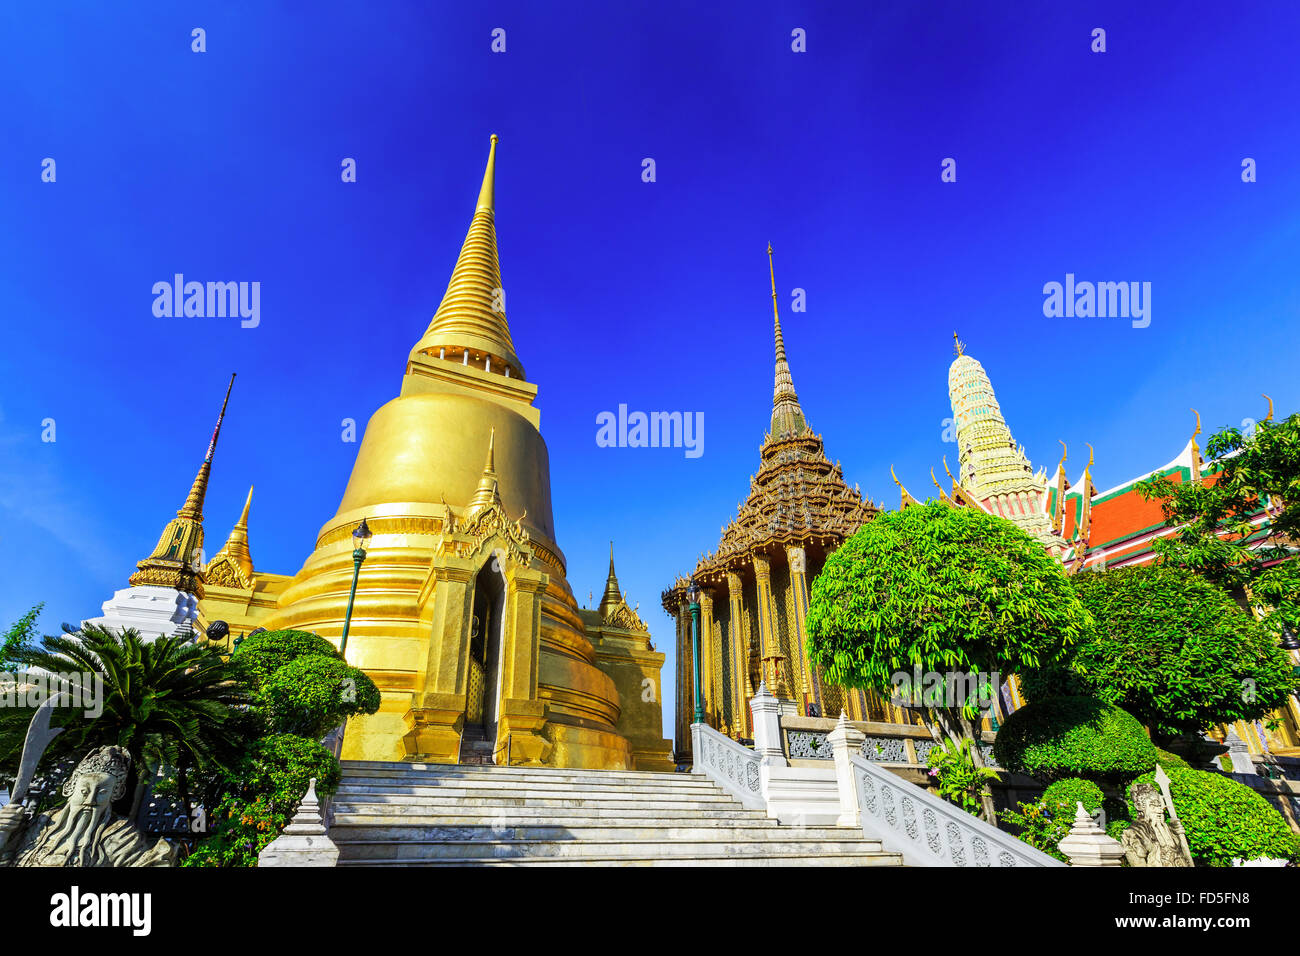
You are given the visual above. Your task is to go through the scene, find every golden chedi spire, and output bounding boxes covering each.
[768,243,807,440]
[464,429,504,518]
[129,373,236,595]
[206,485,255,588]
[599,542,622,613]
[409,134,524,380]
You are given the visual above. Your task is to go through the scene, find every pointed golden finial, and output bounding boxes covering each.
[768,242,805,438]
[465,428,502,518]
[208,484,255,585]
[930,468,952,503]
[1262,394,1274,423]
[1057,440,1068,476]
[1191,409,1201,441]
[477,134,499,211]
[952,331,965,357]
[890,465,917,507]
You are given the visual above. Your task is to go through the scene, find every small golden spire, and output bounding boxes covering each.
[600,541,623,612]
[1263,394,1274,423]
[1057,440,1068,476]
[208,485,255,585]
[465,428,503,518]
[890,465,917,508]
[953,331,965,357]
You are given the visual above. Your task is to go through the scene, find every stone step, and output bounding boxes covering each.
[341,761,687,781]
[339,852,903,867]
[337,768,711,788]
[330,823,869,843]
[330,793,742,811]
[329,806,773,824]
[333,783,726,799]
[334,837,888,862]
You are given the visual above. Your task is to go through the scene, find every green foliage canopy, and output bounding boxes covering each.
[992,696,1158,785]
[1027,564,1298,740]
[807,503,1093,710]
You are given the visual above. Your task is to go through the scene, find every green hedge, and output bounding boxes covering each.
[231,628,342,686]
[993,696,1157,785]
[261,655,382,739]
[1132,764,1300,867]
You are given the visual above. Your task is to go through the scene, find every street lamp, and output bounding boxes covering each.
[339,518,372,658]
[687,582,703,725]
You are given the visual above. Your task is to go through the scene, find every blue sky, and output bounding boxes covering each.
[2,3,1298,739]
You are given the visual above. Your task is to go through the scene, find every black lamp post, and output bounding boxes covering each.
[687,582,703,725]
[339,518,372,658]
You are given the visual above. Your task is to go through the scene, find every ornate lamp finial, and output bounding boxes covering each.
[952,331,965,356]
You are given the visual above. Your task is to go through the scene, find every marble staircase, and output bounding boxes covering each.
[330,761,905,866]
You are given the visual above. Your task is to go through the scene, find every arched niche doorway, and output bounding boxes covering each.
[468,554,507,743]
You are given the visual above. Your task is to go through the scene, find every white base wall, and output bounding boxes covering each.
[82,585,193,642]
[760,765,845,827]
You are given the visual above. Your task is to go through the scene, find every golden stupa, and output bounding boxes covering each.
[248,136,672,770]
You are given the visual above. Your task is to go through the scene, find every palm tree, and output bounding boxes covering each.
[1,624,253,817]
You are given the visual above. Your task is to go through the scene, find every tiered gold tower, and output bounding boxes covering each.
[663,246,900,759]
[258,137,672,770]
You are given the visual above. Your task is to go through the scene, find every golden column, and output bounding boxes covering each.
[785,544,821,717]
[675,594,693,759]
[753,554,791,701]
[725,571,750,737]
[700,587,721,729]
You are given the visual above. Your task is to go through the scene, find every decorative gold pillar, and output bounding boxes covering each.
[700,588,723,730]
[725,571,749,738]
[675,597,692,759]
[785,545,820,717]
[753,554,791,700]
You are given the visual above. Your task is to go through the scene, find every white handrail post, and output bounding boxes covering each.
[751,682,786,768]
[828,711,866,827]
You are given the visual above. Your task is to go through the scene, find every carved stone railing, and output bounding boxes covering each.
[690,722,765,810]
[848,752,1062,867]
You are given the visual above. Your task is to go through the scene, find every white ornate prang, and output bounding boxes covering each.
[849,753,1063,867]
[691,723,766,810]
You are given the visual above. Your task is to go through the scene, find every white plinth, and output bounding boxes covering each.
[82,585,195,642]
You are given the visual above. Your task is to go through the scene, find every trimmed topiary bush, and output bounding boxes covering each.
[261,655,382,739]
[231,628,343,686]
[993,696,1157,785]
[1131,764,1300,867]
[1154,747,1190,770]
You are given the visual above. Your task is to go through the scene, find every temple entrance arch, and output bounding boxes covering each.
[468,553,507,742]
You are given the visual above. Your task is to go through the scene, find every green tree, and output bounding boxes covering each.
[0,624,253,816]
[806,502,1094,822]
[1029,564,1298,743]
[1137,410,1300,623]
[0,603,44,669]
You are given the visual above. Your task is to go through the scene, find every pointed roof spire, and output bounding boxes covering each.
[410,135,524,379]
[465,428,504,518]
[600,541,623,611]
[129,374,236,594]
[177,372,235,517]
[767,243,807,440]
[208,485,255,586]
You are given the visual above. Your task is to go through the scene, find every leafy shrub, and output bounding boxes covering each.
[261,655,382,739]
[1132,764,1300,867]
[926,738,1000,816]
[993,696,1157,785]
[1154,747,1190,770]
[184,734,340,868]
[231,628,342,686]
[1002,777,1109,861]
[1026,565,1298,741]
